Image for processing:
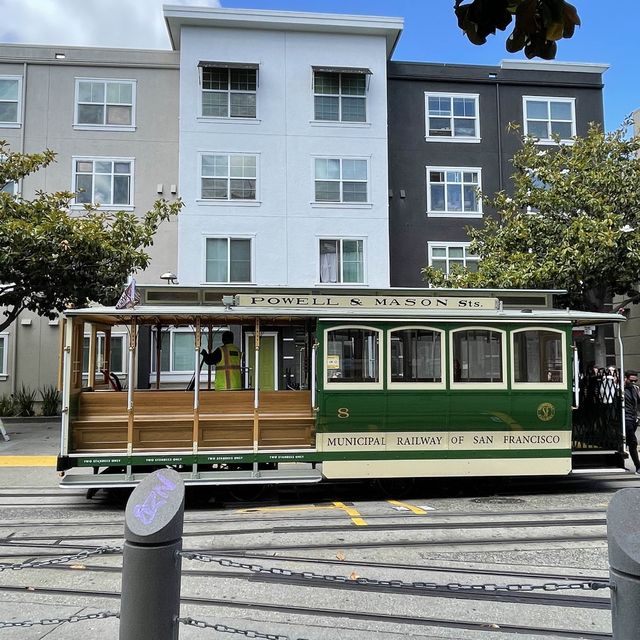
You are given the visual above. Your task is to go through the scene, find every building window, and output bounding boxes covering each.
[425,92,479,141]
[427,168,481,215]
[73,158,133,207]
[201,66,257,118]
[313,70,367,123]
[512,329,565,385]
[205,237,252,283]
[452,328,504,384]
[0,333,7,375]
[201,154,257,201]
[325,326,381,386]
[523,97,575,142]
[315,158,368,203]
[75,79,135,128]
[429,243,479,273]
[152,329,225,374]
[83,334,126,375]
[389,327,444,386]
[0,76,21,125]
[319,239,364,284]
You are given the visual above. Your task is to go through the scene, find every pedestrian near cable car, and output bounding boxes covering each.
[623,370,640,474]
[209,331,242,390]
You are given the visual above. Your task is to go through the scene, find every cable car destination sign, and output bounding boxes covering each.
[237,294,499,309]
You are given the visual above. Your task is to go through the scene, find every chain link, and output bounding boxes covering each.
[180,616,308,639]
[0,545,122,572]
[0,611,119,629]
[180,551,610,593]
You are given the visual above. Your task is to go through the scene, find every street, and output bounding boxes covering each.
[0,420,635,639]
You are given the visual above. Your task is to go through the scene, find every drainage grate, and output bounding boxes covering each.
[471,497,526,505]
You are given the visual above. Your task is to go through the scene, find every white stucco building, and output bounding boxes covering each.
[164,6,403,289]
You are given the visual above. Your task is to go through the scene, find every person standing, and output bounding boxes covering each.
[623,370,640,474]
[209,331,242,390]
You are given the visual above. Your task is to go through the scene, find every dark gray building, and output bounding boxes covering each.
[387,59,607,287]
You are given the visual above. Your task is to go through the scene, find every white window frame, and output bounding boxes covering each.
[510,327,567,390]
[428,242,479,274]
[203,235,254,285]
[318,237,366,286]
[323,325,383,391]
[198,152,259,204]
[312,157,370,206]
[312,69,369,124]
[450,326,507,390]
[0,333,8,377]
[522,96,576,144]
[0,75,22,128]
[199,65,258,120]
[387,326,446,390]
[426,166,482,218]
[150,326,228,382]
[73,78,136,131]
[82,331,127,377]
[71,156,134,210]
[1,155,17,195]
[424,92,480,143]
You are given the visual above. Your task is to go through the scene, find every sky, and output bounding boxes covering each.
[0,0,636,132]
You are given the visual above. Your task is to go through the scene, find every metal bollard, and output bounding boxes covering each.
[607,488,640,639]
[119,468,185,640]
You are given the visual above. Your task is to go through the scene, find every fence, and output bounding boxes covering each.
[2,470,639,639]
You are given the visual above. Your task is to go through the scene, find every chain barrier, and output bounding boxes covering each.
[0,611,119,629]
[180,551,610,593]
[0,545,122,572]
[180,616,308,639]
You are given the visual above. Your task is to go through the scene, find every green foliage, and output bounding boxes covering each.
[455,0,580,59]
[13,385,36,417]
[422,121,640,311]
[0,141,182,332]
[0,394,15,417]
[39,385,61,416]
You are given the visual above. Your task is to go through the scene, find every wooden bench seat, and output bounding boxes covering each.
[70,389,315,452]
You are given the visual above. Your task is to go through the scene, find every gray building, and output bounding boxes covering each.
[0,44,179,397]
[387,59,608,287]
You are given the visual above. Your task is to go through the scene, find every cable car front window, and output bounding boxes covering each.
[326,327,379,384]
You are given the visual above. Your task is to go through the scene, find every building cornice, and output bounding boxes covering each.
[163,5,403,57]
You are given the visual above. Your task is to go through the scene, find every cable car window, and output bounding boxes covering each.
[390,328,442,383]
[326,327,379,384]
[513,329,564,383]
[452,329,502,383]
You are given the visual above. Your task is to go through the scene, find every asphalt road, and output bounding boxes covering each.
[1,419,638,639]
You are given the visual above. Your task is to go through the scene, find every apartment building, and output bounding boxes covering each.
[0,44,179,396]
[387,59,608,287]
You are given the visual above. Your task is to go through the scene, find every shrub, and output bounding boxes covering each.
[13,385,36,417]
[0,394,15,417]
[39,385,61,416]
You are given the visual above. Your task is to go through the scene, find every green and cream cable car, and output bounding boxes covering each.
[56,286,627,490]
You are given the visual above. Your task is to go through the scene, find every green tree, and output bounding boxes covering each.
[0,142,181,332]
[422,121,640,311]
[455,0,580,59]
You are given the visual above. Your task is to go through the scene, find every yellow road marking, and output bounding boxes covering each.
[387,499,429,515]
[333,501,367,526]
[0,456,57,467]
[238,504,337,514]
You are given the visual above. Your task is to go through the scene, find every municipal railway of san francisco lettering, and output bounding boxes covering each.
[322,431,567,451]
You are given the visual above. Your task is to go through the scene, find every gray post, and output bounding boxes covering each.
[120,468,185,640]
[607,488,640,639]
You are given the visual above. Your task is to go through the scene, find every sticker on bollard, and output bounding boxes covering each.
[125,468,185,545]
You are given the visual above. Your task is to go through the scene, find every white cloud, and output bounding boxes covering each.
[0,0,221,50]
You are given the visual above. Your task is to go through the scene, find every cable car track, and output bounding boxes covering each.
[0,583,613,639]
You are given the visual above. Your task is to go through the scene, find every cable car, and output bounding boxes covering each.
[56,286,627,490]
